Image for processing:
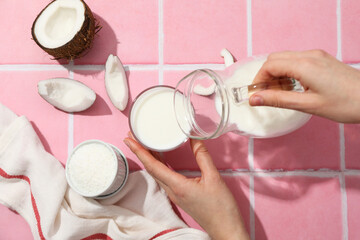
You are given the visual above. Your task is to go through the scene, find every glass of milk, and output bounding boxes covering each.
[129,86,190,152]
[173,56,312,140]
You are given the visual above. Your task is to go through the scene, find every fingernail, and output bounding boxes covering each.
[123,139,131,148]
[250,95,264,106]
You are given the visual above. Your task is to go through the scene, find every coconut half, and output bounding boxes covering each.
[105,54,129,111]
[31,0,98,60]
[38,78,96,112]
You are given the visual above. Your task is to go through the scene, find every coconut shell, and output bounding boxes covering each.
[31,0,100,61]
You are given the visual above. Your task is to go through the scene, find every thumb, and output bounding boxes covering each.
[190,139,219,178]
[249,90,315,112]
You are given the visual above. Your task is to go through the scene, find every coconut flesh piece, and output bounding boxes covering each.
[32,0,96,60]
[38,78,96,112]
[105,54,129,111]
[193,48,235,96]
[221,48,235,67]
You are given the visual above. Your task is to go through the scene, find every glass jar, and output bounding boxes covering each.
[173,56,311,140]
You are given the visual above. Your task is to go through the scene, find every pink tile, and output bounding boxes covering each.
[0,0,68,64]
[74,0,158,65]
[254,116,340,170]
[173,175,250,234]
[345,176,360,239]
[342,0,360,63]
[252,0,337,56]
[0,71,69,163]
[344,124,360,169]
[254,176,342,240]
[163,0,247,64]
[0,205,33,240]
[73,70,158,170]
[163,71,249,170]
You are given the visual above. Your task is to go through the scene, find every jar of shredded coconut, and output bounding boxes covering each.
[66,140,129,199]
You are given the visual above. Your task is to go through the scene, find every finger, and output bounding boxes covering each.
[267,51,302,60]
[267,50,324,61]
[253,58,302,84]
[124,137,186,187]
[249,89,319,113]
[190,139,219,178]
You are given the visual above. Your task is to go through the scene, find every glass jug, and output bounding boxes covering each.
[173,56,311,140]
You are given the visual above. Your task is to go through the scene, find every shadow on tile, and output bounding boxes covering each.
[74,13,118,67]
[163,133,248,170]
[126,157,142,171]
[75,93,112,116]
[253,176,334,201]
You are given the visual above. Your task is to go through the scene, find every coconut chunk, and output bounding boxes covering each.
[193,84,216,96]
[105,54,129,111]
[38,78,96,112]
[221,48,235,67]
[32,0,97,60]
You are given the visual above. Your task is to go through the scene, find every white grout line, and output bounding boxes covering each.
[246,0,255,237]
[67,61,74,156]
[336,1,349,238]
[178,169,360,178]
[158,0,164,85]
[0,64,70,71]
[349,63,360,69]
[340,174,349,240]
[336,0,342,61]
[247,0,252,57]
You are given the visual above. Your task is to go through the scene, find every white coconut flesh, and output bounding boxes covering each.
[34,0,85,49]
[221,48,235,67]
[105,54,129,111]
[38,78,96,112]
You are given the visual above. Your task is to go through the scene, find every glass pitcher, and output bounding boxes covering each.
[173,56,311,140]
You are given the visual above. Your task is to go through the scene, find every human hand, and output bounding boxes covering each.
[123,136,249,240]
[249,50,360,123]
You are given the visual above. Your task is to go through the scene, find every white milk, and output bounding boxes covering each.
[130,87,188,151]
[216,58,311,137]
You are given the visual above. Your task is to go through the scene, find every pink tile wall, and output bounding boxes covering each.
[1,0,360,238]
[254,117,340,170]
[0,205,33,240]
[252,0,338,56]
[254,176,342,240]
[344,124,360,169]
[163,0,247,64]
[72,70,158,170]
[342,0,360,63]
[346,176,360,240]
[74,0,159,65]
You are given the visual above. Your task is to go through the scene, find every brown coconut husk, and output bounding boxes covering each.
[31,0,101,61]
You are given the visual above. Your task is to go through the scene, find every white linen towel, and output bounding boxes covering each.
[0,103,210,240]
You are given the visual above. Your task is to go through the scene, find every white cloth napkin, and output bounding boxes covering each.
[0,103,210,240]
